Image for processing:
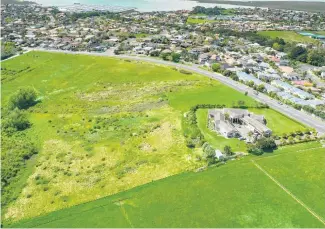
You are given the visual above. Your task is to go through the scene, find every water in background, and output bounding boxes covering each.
[32,0,256,11]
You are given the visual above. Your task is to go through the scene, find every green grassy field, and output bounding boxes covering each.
[1,51,257,223]
[135,33,148,38]
[256,146,325,219]
[2,51,319,226]
[8,142,325,228]
[257,31,319,44]
[186,17,218,24]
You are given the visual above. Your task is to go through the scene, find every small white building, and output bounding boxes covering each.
[215,150,225,160]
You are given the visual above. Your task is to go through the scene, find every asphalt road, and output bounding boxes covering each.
[21,49,325,134]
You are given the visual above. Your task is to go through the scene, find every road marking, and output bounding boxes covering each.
[251,160,325,226]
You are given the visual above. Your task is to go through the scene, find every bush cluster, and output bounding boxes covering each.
[247,137,277,156]
[1,87,39,207]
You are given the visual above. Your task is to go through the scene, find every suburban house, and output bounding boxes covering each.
[236,71,280,93]
[271,80,315,99]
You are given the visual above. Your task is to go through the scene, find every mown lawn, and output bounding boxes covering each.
[248,108,307,136]
[8,142,325,228]
[1,51,255,223]
[257,31,319,44]
[196,109,247,152]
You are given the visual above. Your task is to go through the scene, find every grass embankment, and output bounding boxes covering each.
[1,51,255,223]
[257,31,319,44]
[8,142,325,228]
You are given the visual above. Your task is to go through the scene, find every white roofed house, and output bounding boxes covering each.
[214,150,225,160]
[198,53,211,65]
[257,72,281,82]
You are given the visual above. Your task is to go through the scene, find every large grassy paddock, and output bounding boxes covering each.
[257,31,319,44]
[2,51,256,223]
[8,142,325,228]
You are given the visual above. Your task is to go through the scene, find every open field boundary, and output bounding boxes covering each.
[251,159,325,226]
[253,145,324,161]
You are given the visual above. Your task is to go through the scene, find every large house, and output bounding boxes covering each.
[208,108,272,140]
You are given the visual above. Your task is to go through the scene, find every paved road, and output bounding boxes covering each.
[20,48,325,134]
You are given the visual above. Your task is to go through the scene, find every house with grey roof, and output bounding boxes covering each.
[208,108,272,140]
[271,80,314,99]
[236,72,280,93]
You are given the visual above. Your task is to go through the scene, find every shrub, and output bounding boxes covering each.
[2,108,30,132]
[223,145,233,156]
[247,144,263,155]
[8,87,37,110]
[179,69,192,75]
[211,63,221,72]
[255,137,277,151]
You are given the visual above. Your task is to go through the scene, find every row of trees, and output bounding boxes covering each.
[270,91,325,120]
[302,105,325,120]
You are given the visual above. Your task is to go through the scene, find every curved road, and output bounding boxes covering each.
[23,49,325,134]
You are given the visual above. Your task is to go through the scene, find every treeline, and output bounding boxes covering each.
[191,6,223,15]
[1,42,18,60]
[1,87,39,207]
[302,105,325,120]
[269,92,325,120]
[183,104,226,149]
[215,29,325,67]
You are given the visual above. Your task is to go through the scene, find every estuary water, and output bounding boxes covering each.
[32,0,255,11]
[32,0,324,12]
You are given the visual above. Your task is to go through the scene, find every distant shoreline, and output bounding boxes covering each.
[191,1,325,12]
